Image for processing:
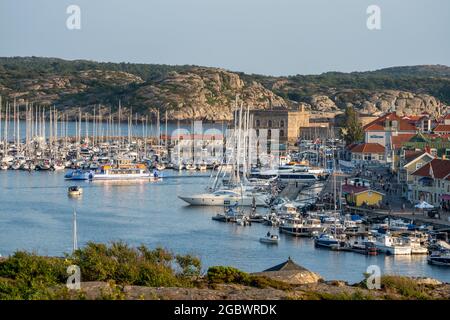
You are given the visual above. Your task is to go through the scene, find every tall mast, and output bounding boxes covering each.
[72,209,78,253]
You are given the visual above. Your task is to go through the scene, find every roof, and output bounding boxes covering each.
[255,258,322,285]
[433,124,450,133]
[353,189,385,196]
[411,158,450,179]
[342,185,369,194]
[403,115,428,122]
[363,112,416,132]
[350,143,385,153]
[404,150,426,164]
[391,134,416,149]
[263,257,309,272]
[444,114,450,120]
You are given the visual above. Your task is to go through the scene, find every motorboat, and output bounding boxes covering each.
[259,233,280,244]
[65,169,90,180]
[68,186,83,196]
[375,234,412,255]
[387,218,410,231]
[314,233,341,249]
[185,163,196,171]
[90,158,151,181]
[178,189,269,207]
[427,252,450,266]
[404,235,428,254]
[279,217,325,237]
[52,161,66,171]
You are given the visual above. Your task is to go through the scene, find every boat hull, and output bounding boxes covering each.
[178,195,267,207]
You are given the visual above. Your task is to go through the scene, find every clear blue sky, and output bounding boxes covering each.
[1,0,449,75]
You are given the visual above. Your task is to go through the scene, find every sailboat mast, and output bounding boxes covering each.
[72,209,78,253]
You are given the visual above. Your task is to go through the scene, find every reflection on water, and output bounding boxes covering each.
[0,170,449,284]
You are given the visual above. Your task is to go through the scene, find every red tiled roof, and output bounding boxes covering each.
[433,124,450,133]
[342,185,368,194]
[404,150,425,163]
[350,143,385,153]
[391,134,415,149]
[403,115,428,122]
[363,112,416,132]
[411,158,450,179]
[444,114,450,120]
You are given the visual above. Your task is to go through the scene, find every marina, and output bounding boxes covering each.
[0,169,449,284]
[1,105,449,284]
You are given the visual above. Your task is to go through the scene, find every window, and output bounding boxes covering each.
[280,129,285,137]
[415,162,423,170]
[268,129,272,138]
[268,120,272,127]
[256,119,260,127]
[280,120,285,127]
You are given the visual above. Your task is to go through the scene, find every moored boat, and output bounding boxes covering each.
[68,186,83,196]
[259,233,280,244]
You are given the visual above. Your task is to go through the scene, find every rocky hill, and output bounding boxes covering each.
[0,57,449,120]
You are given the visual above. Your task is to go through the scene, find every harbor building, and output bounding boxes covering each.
[249,106,310,151]
[342,185,384,207]
[363,112,417,152]
[409,158,450,206]
[349,143,386,165]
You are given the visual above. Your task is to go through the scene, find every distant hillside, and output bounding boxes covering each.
[0,57,449,120]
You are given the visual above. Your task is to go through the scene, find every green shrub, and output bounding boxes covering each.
[381,275,430,299]
[207,266,251,285]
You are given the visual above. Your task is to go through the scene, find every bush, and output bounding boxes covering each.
[207,266,251,285]
[380,275,430,299]
[0,242,205,299]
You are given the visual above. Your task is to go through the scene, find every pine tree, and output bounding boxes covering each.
[340,107,364,145]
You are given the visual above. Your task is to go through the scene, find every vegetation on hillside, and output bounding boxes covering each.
[1,57,449,111]
[0,242,447,300]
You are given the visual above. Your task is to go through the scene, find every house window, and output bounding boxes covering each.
[256,119,260,127]
[379,154,384,160]
[268,129,272,138]
[280,120,285,127]
[268,120,273,127]
[280,129,285,137]
[415,162,423,170]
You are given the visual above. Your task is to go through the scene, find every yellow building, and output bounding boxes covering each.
[343,185,384,207]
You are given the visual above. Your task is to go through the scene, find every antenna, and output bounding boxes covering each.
[72,209,78,253]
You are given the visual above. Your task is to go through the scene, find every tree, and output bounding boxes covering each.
[340,106,364,145]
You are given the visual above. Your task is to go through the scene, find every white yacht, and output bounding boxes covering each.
[178,189,269,207]
[375,234,412,255]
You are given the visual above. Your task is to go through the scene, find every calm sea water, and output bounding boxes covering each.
[0,170,449,284]
[0,120,226,140]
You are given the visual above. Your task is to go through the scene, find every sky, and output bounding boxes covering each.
[0,0,449,76]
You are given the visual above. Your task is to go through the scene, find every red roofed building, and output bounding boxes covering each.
[433,124,450,135]
[402,114,431,132]
[363,113,417,156]
[350,143,386,164]
[409,158,450,205]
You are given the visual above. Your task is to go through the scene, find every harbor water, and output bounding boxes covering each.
[0,170,449,284]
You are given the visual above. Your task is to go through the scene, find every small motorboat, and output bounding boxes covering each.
[68,186,83,196]
[259,233,280,244]
[427,252,450,266]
